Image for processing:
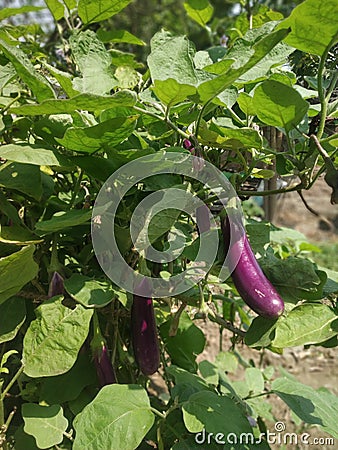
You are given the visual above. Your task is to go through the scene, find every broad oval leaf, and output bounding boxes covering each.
[73,384,154,450]
[253,80,309,131]
[0,296,26,343]
[22,403,68,449]
[23,296,93,377]
[0,245,38,306]
[184,0,214,28]
[0,144,69,167]
[78,0,133,24]
[35,209,92,234]
[64,274,114,308]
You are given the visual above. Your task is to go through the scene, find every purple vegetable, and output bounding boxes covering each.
[183,138,194,151]
[48,272,64,298]
[222,216,284,319]
[93,343,117,386]
[131,289,160,376]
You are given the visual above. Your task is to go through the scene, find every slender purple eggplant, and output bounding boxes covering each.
[222,215,284,319]
[131,284,160,376]
[93,343,117,386]
[48,271,64,298]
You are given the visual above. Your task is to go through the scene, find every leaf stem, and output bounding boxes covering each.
[150,407,166,419]
[0,365,24,402]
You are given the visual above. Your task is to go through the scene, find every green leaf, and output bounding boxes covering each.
[40,351,96,404]
[22,403,68,449]
[259,254,326,302]
[0,39,55,102]
[183,0,214,28]
[23,296,93,377]
[272,303,338,348]
[160,312,205,372]
[56,116,138,153]
[168,365,211,403]
[0,296,26,343]
[97,29,145,45]
[13,426,39,450]
[0,144,69,167]
[0,245,38,306]
[200,122,262,149]
[245,367,264,395]
[64,274,114,308]
[0,6,44,21]
[148,30,198,86]
[78,0,133,24]
[214,351,238,374]
[252,80,309,131]
[0,162,42,200]
[197,27,290,103]
[43,62,79,97]
[153,79,196,106]
[272,377,338,438]
[245,316,277,348]
[73,384,154,450]
[35,209,92,233]
[0,224,43,245]
[198,360,218,385]
[10,91,137,115]
[277,0,338,56]
[70,30,117,95]
[182,391,252,434]
[44,0,68,21]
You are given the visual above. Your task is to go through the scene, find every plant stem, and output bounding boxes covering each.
[207,308,246,337]
[150,407,166,419]
[0,365,24,403]
[68,169,83,209]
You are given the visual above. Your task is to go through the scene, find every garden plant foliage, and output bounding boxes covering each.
[0,0,337,449]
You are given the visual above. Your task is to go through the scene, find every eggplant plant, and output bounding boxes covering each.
[0,0,337,449]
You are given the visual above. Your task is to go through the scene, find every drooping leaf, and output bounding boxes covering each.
[245,316,278,348]
[0,224,43,245]
[64,274,114,308]
[183,0,214,28]
[272,377,338,438]
[78,0,133,24]
[10,91,137,115]
[0,39,55,102]
[0,144,69,167]
[43,62,79,97]
[70,30,117,95]
[277,0,338,56]
[0,296,26,343]
[0,246,38,306]
[23,296,93,377]
[0,162,42,200]
[22,403,68,449]
[56,116,138,153]
[153,79,196,106]
[97,29,145,45]
[272,303,338,348]
[252,80,309,131]
[73,384,154,450]
[35,209,92,233]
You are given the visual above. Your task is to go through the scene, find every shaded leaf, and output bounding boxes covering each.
[64,274,114,308]
[184,0,214,28]
[0,162,42,200]
[0,296,26,343]
[35,209,91,233]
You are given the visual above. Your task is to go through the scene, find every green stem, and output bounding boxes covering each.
[207,308,246,337]
[317,34,338,139]
[150,407,166,420]
[237,182,303,197]
[0,365,24,402]
[195,101,210,139]
[0,93,21,114]
[68,169,83,209]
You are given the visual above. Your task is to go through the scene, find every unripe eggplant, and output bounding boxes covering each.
[131,289,160,376]
[222,216,284,319]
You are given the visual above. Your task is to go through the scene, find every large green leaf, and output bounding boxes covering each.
[70,30,117,95]
[22,404,68,449]
[73,384,154,450]
[10,91,137,115]
[43,62,79,97]
[0,162,42,200]
[0,39,55,102]
[56,116,138,153]
[44,0,70,21]
[0,144,69,167]
[153,79,196,106]
[0,6,44,21]
[160,312,205,372]
[78,0,133,24]
[0,246,38,306]
[183,0,214,28]
[35,209,92,233]
[0,296,26,343]
[97,29,145,46]
[148,30,198,86]
[252,80,309,131]
[182,391,252,435]
[272,303,337,348]
[272,377,338,438]
[64,274,115,308]
[22,296,93,377]
[277,0,338,56]
[197,27,290,103]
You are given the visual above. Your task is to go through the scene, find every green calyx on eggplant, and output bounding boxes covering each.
[131,279,160,376]
[222,215,284,319]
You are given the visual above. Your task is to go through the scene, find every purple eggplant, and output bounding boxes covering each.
[131,291,160,376]
[93,343,117,386]
[222,216,284,319]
